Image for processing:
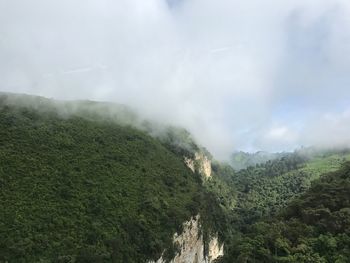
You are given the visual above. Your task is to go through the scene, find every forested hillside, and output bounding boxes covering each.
[230,151,288,171]
[0,94,222,262]
[232,151,350,226]
[221,161,350,262]
[1,93,350,263]
[217,150,350,262]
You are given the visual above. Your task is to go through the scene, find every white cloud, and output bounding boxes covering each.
[0,0,350,158]
[267,127,292,138]
[252,125,299,152]
[300,109,350,148]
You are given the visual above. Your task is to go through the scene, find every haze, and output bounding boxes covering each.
[1,0,350,159]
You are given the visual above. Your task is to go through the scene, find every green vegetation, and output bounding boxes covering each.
[214,149,350,263]
[1,93,350,263]
[230,151,350,228]
[0,97,215,262]
[221,162,350,262]
[230,151,288,171]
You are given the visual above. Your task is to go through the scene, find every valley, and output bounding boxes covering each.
[0,93,350,263]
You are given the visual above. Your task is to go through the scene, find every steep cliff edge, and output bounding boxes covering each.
[0,93,228,262]
[185,152,212,180]
[148,215,223,263]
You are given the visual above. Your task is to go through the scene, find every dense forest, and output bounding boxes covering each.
[220,161,350,262]
[217,150,350,262]
[1,93,350,263]
[230,151,288,171]
[0,95,222,262]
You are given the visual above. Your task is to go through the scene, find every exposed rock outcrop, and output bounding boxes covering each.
[184,152,212,179]
[148,215,224,263]
[184,157,196,174]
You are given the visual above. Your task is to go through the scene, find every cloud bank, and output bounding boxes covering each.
[1,0,350,159]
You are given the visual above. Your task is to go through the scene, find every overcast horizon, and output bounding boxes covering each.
[1,0,350,159]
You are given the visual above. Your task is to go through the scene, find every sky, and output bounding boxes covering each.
[1,0,350,159]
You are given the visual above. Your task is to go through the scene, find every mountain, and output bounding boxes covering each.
[221,161,350,262]
[0,93,225,262]
[217,149,350,262]
[233,150,350,223]
[230,151,288,171]
[1,92,350,263]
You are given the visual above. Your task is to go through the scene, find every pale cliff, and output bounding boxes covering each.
[184,152,212,179]
[148,215,224,263]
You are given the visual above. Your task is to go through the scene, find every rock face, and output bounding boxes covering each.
[184,157,196,174]
[149,152,222,263]
[184,152,212,179]
[148,215,224,263]
[207,236,224,261]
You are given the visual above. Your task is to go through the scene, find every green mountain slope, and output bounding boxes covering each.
[230,151,288,171]
[222,162,350,262]
[231,151,350,226]
[215,149,350,262]
[2,93,350,263]
[0,95,213,262]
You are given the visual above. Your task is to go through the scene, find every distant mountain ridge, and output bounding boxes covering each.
[230,151,289,170]
[221,161,350,262]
